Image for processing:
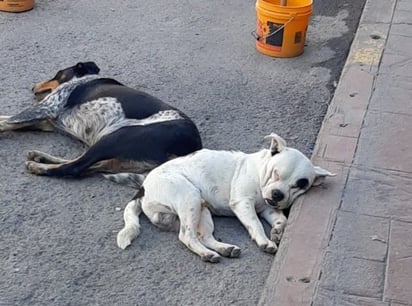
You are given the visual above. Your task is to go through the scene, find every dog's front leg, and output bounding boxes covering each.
[0,116,28,132]
[259,207,287,245]
[229,200,277,254]
[0,116,18,131]
[0,115,54,132]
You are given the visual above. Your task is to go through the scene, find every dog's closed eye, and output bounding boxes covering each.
[292,178,309,189]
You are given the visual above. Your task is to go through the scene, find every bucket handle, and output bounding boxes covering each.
[251,14,295,41]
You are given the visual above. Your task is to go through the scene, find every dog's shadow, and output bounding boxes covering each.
[129,213,279,256]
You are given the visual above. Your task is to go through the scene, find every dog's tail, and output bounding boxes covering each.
[117,190,144,249]
[103,173,146,189]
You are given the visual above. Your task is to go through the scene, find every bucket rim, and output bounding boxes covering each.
[256,0,313,10]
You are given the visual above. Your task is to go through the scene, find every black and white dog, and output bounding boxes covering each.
[0,62,202,183]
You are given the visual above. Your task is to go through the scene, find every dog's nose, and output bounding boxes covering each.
[271,189,284,202]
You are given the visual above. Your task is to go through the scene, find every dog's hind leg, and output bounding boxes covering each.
[142,181,221,263]
[25,135,122,177]
[25,127,164,177]
[25,153,94,177]
[197,206,241,258]
[175,196,221,262]
[27,150,70,164]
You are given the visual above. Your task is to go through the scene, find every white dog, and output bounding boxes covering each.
[117,133,335,262]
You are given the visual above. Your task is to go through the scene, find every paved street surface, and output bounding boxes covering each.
[1,0,365,305]
[259,0,412,305]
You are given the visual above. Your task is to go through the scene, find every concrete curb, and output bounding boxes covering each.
[258,0,394,305]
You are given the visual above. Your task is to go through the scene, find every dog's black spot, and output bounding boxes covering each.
[64,78,123,109]
[131,187,145,200]
[296,178,309,189]
[75,62,100,76]
[51,62,100,86]
[283,207,290,218]
[271,149,279,156]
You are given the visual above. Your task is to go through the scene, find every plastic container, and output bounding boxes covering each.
[255,0,312,58]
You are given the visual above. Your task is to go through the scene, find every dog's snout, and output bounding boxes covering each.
[271,189,284,202]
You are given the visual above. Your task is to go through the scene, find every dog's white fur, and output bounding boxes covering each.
[117,133,335,262]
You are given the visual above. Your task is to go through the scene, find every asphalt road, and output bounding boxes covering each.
[0,0,365,305]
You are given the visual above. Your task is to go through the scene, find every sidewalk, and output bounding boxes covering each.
[259,0,412,305]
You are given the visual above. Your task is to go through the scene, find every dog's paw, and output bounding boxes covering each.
[270,227,284,245]
[229,246,241,258]
[220,245,241,258]
[200,252,221,263]
[25,161,44,175]
[27,150,45,163]
[270,218,286,244]
[258,241,278,254]
[27,151,38,162]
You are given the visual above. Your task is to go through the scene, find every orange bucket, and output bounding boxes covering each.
[254,0,312,58]
[0,0,34,13]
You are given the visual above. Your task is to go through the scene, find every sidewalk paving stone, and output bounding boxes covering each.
[356,111,412,172]
[318,253,385,299]
[361,0,395,24]
[328,211,389,262]
[393,0,412,23]
[369,74,412,115]
[340,168,412,223]
[313,288,389,306]
[384,220,412,304]
[385,24,412,57]
[379,52,412,77]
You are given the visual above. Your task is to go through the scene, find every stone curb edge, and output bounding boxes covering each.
[258,0,394,305]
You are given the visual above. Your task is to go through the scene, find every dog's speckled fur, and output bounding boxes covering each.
[0,62,202,180]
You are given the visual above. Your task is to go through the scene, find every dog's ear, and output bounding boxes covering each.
[313,166,336,186]
[264,133,287,155]
[75,62,100,76]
